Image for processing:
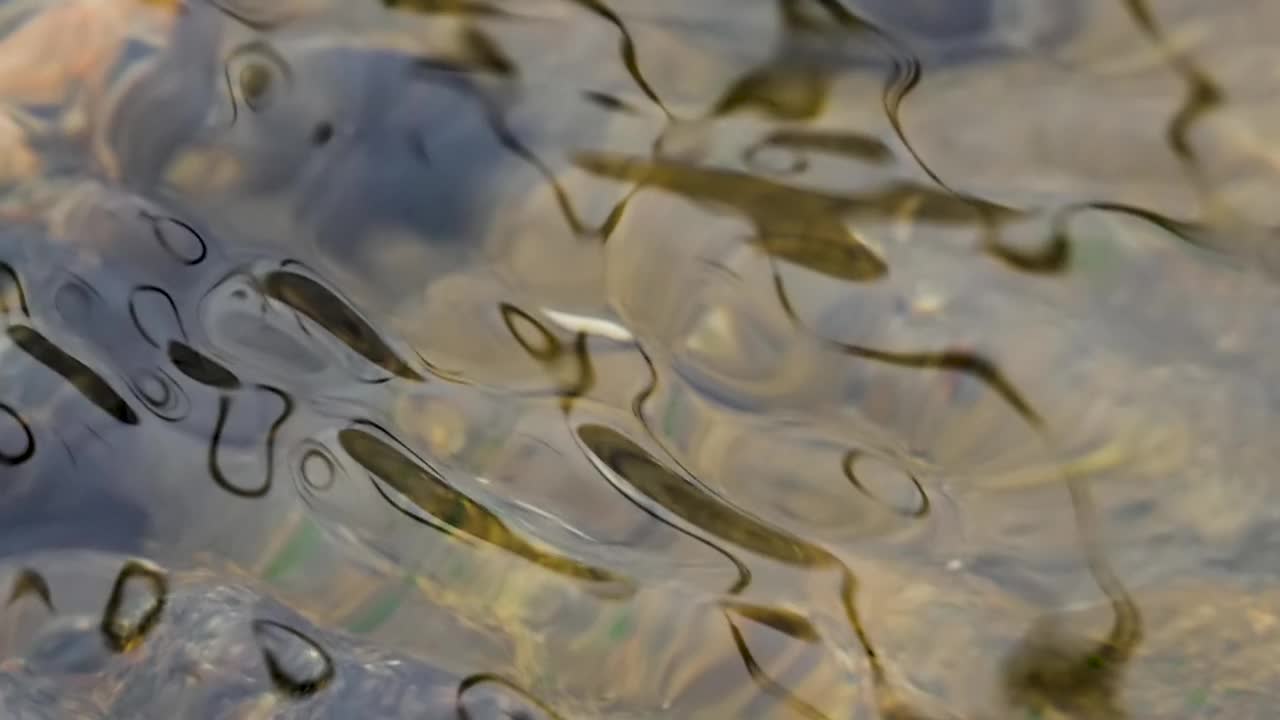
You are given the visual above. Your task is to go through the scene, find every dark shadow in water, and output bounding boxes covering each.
[129,286,190,351]
[748,239,1141,716]
[1064,2,1280,279]
[710,0,1064,125]
[382,0,510,16]
[617,344,757,594]
[400,26,518,81]
[564,0,670,116]
[1059,200,1280,285]
[455,672,565,720]
[263,270,423,382]
[700,0,1079,274]
[999,473,1142,719]
[861,0,1083,277]
[499,303,596,412]
[113,0,578,270]
[572,151,892,282]
[407,38,641,242]
[722,606,832,720]
[614,335,951,715]
[7,2,1142,715]
[577,424,835,569]
[1073,200,1199,239]
[744,128,895,175]
[790,0,948,198]
[1117,0,1223,208]
[207,385,293,498]
[707,0,1002,194]
[0,261,30,316]
[0,403,35,466]
[99,559,168,654]
[722,601,821,643]
[711,0,882,122]
[140,212,208,266]
[594,466,754,595]
[832,343,1042,428]
[604,0,1082,280]
[6,326,139,426]
[167,341,240,390]
[577,420,936,715]
[576,144,1070,282]
[7,568,54,612]
[338,424,634,597]
[982,217,1072,274]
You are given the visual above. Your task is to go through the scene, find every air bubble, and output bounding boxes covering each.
[252,619,335,698]
[457,674,558,720]
[145,213,207,265]
[300,448,335,492]
[130,369,190,421]
[843,451,929,518]
[99,560,167,653]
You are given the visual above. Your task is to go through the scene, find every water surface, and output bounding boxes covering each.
[1,0,1279,717]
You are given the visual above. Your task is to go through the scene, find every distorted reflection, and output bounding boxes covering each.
[1,0,1279,717]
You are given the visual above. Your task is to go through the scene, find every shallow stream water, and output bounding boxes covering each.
[1,1,1280,717]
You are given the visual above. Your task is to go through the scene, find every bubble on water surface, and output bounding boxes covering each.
[843,449,929,518]
[167,340,241,390]
[99,559,167,653]
[6,325,139,425]
[300,447,336,492]
[456,674,559,720]
[128,368,189,421]
[251,619,335,698]
[144,213,207,265]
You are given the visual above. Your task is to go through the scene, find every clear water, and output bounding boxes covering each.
[0,0,1279,717]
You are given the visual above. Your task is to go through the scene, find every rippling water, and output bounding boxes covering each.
[1,0,1280,717]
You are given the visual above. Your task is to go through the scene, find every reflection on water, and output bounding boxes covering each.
[1,0,1280,716]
